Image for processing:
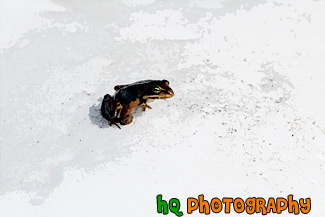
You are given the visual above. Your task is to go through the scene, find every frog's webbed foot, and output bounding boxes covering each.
[120,115,133,125]
[108,120,121,129]
[142,104,152,111]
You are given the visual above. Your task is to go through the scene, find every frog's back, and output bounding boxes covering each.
[114,80,162,91]
[114,85,143,105]
[126,80,153,86]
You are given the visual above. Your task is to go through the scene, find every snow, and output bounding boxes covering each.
[0,0,324,216]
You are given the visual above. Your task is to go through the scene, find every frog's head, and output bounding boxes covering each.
[144,80,174,99]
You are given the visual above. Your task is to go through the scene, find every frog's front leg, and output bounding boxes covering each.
[119,99,140,125]
[142,104,152,111]
[140,99,152,111]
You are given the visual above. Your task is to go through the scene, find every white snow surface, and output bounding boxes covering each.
[0,0,325,216]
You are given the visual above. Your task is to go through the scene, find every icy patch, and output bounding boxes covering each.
[189,0,224,9]
[1,0,324,216]
[0,0,64,50]
[118,9,201,42]
[24,57,114,133]
[121,0,156,7]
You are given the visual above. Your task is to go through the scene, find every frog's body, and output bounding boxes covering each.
[101,79,174,128]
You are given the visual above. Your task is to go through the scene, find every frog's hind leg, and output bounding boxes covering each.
[119,100,140,125]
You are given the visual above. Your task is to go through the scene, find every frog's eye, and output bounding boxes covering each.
[153,86,161,93]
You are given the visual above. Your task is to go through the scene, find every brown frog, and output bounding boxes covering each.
[101,80,174,128]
